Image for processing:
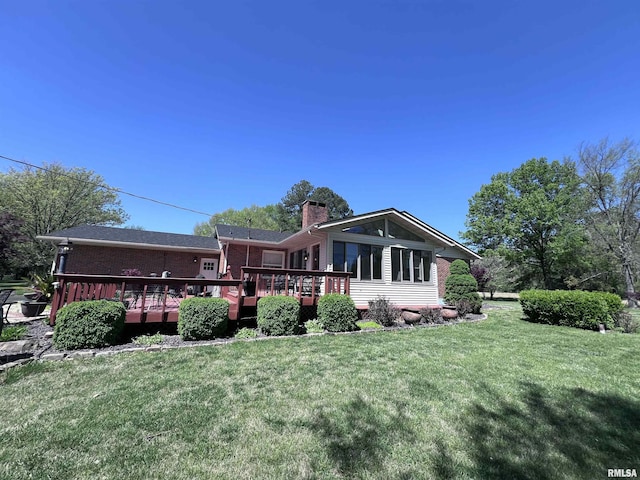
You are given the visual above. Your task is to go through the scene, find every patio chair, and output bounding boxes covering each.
[0,289,15,335]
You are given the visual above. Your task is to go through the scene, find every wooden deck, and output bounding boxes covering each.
[49,269,351,325]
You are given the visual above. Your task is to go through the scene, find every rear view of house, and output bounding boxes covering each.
[40,201,479,322]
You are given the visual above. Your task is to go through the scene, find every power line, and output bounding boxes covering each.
[0,154,213,217]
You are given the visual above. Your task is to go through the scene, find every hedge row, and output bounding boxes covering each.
[53,293,364,348]
[519,289,623,330]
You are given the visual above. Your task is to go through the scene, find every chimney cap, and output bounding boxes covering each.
[302,199,327,207]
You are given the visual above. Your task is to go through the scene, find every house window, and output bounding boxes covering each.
[333,241,383,280]
[391,247,432,282]
[388,221,424,242]
[289,249,304,269]
[342,220,386,236]
[262,250,284,269]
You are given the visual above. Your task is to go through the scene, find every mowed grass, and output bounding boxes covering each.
[1,303,639,479]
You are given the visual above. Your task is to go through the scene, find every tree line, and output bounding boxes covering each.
[2,137,636,306]
[192,179,352,235]
[0,166,351,278]
[464,137,639,306]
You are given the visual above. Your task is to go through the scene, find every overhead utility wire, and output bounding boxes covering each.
[0,154,213,217]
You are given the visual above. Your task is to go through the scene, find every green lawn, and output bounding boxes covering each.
[1,303,639,479]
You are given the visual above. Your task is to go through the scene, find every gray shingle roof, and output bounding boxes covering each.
[215,224,293,243]
[41,225,220,250]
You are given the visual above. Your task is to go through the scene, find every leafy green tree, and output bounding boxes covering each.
[276,180,353,231]
[0,163,127,273]
[462,158,587,289]
[0,212,27,277]
[577,137,640,306]
[194,204,280,236]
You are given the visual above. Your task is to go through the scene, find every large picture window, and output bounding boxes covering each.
[392,248,432,282]
[333,241,383,280]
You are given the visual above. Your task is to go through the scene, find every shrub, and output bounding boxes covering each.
[519,290,621,331]
[303,318,324,334]
[449,259,471,275]
[614,312,639,334]
[419,307,445,324]
[599,292,624,317]
[257,296,300,336]
[366,296,400,327]
[54,300,125,350]
[317,294,358,332]
[454,299,475,318]
[178,297,229,340]
[235,327,258,339]
[444,260,482,314]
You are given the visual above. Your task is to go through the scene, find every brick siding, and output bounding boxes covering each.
[224,244,287,279]
[302,200,329,228]
[65,245,205,277]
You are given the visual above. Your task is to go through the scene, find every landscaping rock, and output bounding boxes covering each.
[401,311,423,324]
[0,339,36,354]
[41,353,66,361]
[441,308,458,319]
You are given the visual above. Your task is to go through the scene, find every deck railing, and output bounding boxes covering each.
[50,269,352,324]
[49,274,241,324]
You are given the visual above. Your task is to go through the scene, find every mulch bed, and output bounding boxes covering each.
[2,313,486,365]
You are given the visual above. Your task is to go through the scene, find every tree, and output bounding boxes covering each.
[462,158,587,289]
[276,180,353,231]
[194,205,280,236]
[0,163,128,273]
[444,259,482,313]
[0,212,27,277]
[471,249,517,299]
[577,137,640,306]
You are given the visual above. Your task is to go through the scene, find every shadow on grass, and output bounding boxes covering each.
[463,381,640,479]
[307,394,418,478]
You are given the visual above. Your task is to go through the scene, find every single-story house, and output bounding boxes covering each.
[40,201,479,314]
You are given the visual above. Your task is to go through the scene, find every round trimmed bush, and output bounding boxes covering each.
[178,297,229,340]
[257,295,300,336]
[317,294,358,332]
[53,300,126,350]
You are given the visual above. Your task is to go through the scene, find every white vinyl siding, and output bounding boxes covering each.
[327,230,437,308]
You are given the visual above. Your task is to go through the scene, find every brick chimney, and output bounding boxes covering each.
[301,200,329,229]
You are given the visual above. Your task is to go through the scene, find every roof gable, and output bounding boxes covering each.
[315,209,480,259]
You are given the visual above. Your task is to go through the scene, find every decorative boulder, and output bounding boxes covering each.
[441,307,458,320]
[401,310,422,324]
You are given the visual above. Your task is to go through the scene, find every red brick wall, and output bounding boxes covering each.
[65,245,206,277]
[302,201,329,228]
[224,244,287,279]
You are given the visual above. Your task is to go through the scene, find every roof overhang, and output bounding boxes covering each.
[37,234,221,254]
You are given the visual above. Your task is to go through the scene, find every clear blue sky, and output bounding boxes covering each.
[2,1,638,241]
